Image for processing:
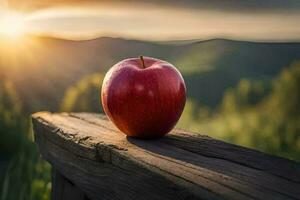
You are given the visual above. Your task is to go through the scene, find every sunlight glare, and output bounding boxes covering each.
[0,13,26,38]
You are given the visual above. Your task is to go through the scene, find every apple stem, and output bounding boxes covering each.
[140,55,146,69]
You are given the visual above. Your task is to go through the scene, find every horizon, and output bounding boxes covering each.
[2,33,300,44]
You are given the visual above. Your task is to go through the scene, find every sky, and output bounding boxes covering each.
[1,0,300,41]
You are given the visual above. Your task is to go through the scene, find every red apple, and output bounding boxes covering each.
[101,56,186,139]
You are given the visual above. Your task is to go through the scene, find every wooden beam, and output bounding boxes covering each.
[32,112,300,200]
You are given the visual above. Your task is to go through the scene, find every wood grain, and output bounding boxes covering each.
[32,112,300,200]
[51,168,88,200]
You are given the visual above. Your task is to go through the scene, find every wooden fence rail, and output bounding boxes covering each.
[32,112,300,200]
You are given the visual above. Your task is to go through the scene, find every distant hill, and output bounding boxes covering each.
[1,36,300,112]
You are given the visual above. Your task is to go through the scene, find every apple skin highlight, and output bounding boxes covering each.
[101,56,186,139]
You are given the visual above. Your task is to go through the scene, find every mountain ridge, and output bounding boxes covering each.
[2,34,300,45]
[1,35,300,112]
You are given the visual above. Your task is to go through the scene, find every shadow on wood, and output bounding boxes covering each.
[52,168,89,200]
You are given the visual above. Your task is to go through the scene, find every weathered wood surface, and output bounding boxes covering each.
[32,112,300,200]
[52,168,88,200]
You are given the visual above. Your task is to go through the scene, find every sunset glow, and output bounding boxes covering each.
[0,13,26,38]
[0,2,300,41]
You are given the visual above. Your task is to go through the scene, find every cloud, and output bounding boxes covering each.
[24,4,300,41]
[6,0,300,13]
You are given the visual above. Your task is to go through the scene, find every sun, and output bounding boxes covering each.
[0,13,26,38]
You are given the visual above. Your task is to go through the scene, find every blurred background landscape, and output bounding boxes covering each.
[0,0,300,199]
